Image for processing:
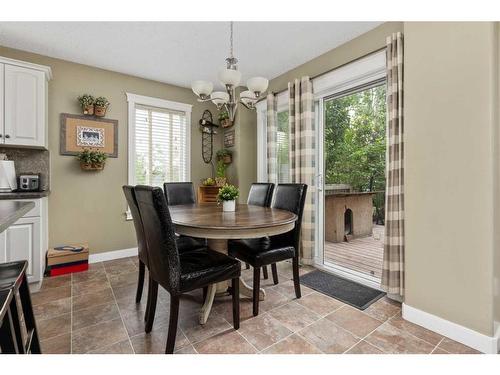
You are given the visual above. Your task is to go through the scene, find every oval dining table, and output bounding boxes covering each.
[169,203,297,325]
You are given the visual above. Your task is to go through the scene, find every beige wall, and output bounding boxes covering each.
[0,46,218,254]
[404,22,497,336]
[495,23,500,329]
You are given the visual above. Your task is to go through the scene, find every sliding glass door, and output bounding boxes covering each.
[314,51,387,289]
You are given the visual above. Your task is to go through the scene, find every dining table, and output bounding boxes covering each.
[169,203,297,324]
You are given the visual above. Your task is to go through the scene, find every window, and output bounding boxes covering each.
[127,93,191,188]
[276,110,290,183]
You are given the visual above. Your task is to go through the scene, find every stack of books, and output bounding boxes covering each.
[46,243,89,276]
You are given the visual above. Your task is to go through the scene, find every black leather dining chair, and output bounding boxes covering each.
[228,183,307,316]
[123,186,149,305]
[0,289,18,353]
[123,185,205,326]
[239,183,275,280]
[134,185,241,353]
[0,260,41,354]
[164,182,206,250]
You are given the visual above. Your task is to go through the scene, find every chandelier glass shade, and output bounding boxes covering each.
[191,22,268,121]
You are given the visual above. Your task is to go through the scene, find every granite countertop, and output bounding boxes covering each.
[0,201,35,233]
[0,190,50,200]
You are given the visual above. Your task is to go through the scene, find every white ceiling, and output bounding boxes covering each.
[0,22,382,89]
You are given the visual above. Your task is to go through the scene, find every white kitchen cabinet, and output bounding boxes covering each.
[0,57,51,149]
[0,198,47,288]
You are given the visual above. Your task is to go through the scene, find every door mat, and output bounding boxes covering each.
[300,270,385,310]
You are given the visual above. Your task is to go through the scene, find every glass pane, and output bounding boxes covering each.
[277,110,290,183]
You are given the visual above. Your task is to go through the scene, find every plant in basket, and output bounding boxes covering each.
[215,160,227,187]
[77,149,108,171]
[77,94,95,115]
[218,110,232,128]
[216,148,232,164]
[94,96,110,117]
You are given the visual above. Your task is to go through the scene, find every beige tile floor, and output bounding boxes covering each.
[31,257,480,354]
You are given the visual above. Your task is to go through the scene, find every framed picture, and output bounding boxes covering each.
[60,113,118,157]
[224,129,235,148]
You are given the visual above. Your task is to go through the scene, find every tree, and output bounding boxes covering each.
[324,85,386,222]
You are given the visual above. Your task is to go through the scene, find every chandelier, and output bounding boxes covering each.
[191,22,269,122]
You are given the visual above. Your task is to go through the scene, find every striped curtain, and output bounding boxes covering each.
[289,77,315,264]
[266,93,278,184]
[381,32,405,297]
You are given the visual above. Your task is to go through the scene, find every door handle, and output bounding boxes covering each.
[4,135,10,139]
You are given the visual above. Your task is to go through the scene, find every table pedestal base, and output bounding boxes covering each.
[199,238,266,325]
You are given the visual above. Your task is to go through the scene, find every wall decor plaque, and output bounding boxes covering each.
[60,113,118,157]
[224,129,235,148]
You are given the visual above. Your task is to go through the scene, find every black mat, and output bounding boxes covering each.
[300,270,385,310]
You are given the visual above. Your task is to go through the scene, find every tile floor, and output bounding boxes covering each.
[31,257,481,354]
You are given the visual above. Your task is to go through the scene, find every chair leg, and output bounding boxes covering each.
[144,277,151,322]
[231,278,240,330]
[202,286,208,302]
[136,260,145,303]
[271,263,279,285]
[145,278,158,333]
[253,267,261,316]
[19,273,41,353]
[9,292,26,353]
[0,308,19,353]
[292,256,301,299]
[262,266,269,280]
[165,295,180,354]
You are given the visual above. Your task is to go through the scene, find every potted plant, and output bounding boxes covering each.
[77,94,95,115]
[94,96,110,117]
[217,184,239,212]
[215,160,227,187]
[216,148,233,164]
[76,149,108,171]
[218,110,232,128]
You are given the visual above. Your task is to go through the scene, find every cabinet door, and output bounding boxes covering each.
[0,231,6,263]
[4,64,46,147]
[0,64,4,144]
[5,217,41,283]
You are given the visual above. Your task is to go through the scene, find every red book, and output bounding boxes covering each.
[49,262,89,276]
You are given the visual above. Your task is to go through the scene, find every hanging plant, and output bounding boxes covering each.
[77,94,95,115]
[216,148,233,164]
[94,96,110,117]
[218,110,232,128]
[77,149,108,171]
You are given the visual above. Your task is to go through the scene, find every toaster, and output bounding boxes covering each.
[18,174,40,191]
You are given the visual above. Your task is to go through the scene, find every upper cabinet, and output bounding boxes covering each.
[0,57,52,149]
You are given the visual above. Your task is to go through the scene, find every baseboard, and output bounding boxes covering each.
[88,247,138,263]
[402,303,499,354]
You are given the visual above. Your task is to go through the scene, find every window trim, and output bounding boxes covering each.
[125,92,192,220]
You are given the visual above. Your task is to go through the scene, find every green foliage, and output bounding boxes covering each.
[77,94,95,107]
[202,177,215,186]
[216,160,227,178]
[216,148,232,158]
[94,96,110,108]
[324,85,386,192]
[76,149,107,164]
[217,184,239,202]
[218,110,229,121]
[324,85,386,221]
[277,111,290,183]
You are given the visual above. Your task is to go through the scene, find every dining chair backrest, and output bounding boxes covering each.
[134,185,181,293]
[271,183,308,250]
[163,182,196,206]
[247,183,275,207]
[122,185,148,266]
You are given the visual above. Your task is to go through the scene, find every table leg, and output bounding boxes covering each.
[199,238,265,325]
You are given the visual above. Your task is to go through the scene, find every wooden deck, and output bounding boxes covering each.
[324,225,384,280]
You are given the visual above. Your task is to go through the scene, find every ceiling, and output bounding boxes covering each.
[0,22,382,89]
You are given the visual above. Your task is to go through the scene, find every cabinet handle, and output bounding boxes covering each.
[5,135,10,139]
[0,134,2,138]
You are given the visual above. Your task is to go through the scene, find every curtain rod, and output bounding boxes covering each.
[259,46,387,101]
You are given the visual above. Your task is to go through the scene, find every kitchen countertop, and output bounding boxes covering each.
[0,190,50,200]
[0,201,35,233]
